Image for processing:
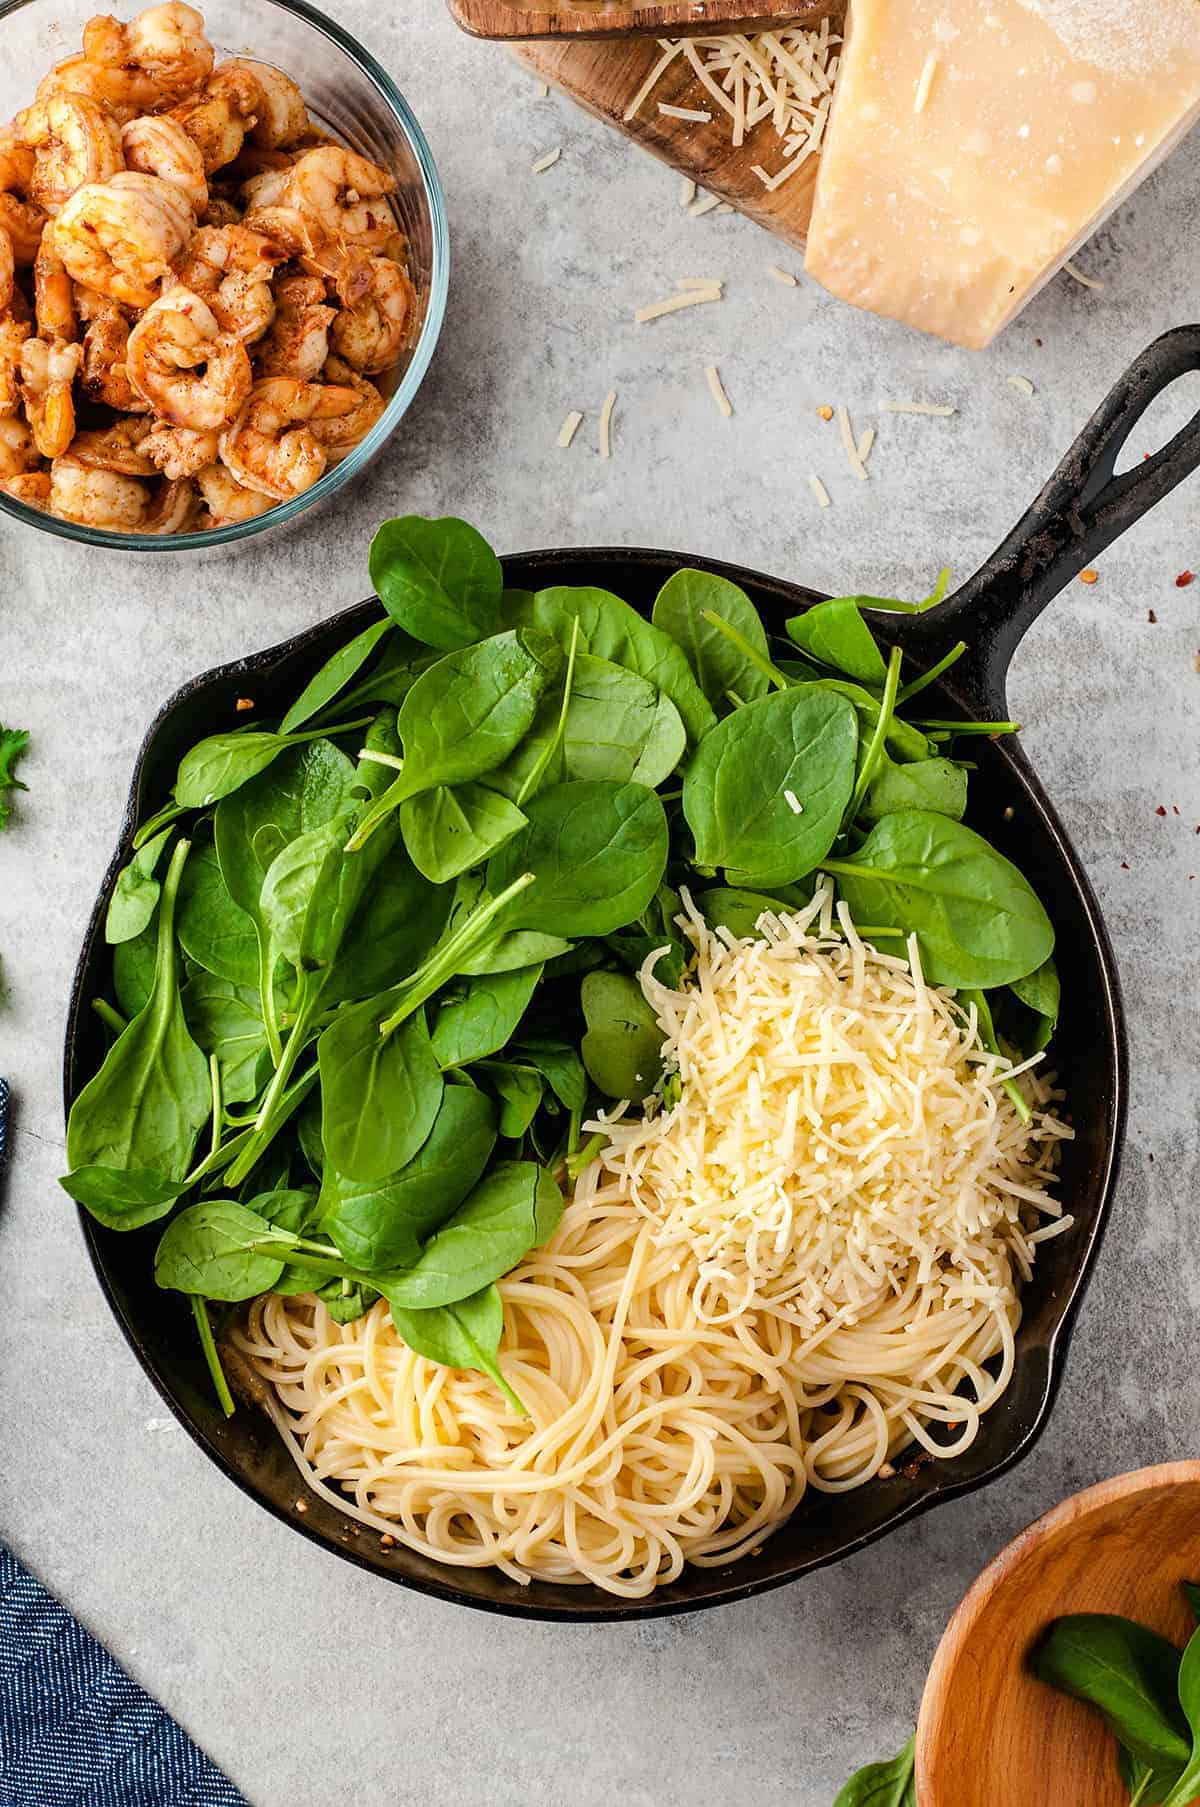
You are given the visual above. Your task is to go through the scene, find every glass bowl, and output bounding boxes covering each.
[0,0,448,551]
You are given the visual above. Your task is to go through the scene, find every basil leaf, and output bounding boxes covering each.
[651,568,772,706]
[833,1735,916,1807]
[369,515,504,650]
[1032,1616,1191,1778]
[381,1160,562,1309]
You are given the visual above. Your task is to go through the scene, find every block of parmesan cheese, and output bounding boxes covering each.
[804,0,1200,348]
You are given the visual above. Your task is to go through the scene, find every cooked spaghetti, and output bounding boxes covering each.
[234,892,1071,1598]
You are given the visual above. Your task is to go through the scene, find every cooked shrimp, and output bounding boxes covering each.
[19,95,124,213]
[141,418,218,477]
[83,5,214,103]
[218,374,357,499]
[35,56,157,125]
[122,114,207,214]
[141,475,196,532]
[202,193,241,228]
[172,223,285,342]
[196,459,273,523]
[20,337,83,458]
[33,239,77,342]
[0,228,12,310]
[126,287,252,428]
[50,171,193,308]
[170,59,261,174]
[80,297,146,411]
[329,252,414,374]
[216,60,306,149]
[0,305,31,414]
[309,355,382,449]
[0,144,46,263]
[0,413,39,477]
[49,451,148,527]
[255,272,332,379]
[1,469,51,507]
[68,416,156,475]
[286,147,396,250]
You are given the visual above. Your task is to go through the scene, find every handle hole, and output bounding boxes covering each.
[1112,370,1200,474]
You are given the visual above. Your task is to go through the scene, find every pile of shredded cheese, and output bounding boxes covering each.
[624,18,841,191]
[586,888,1072,1333]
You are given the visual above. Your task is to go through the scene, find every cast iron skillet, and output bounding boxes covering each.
[65,328,1200,1620]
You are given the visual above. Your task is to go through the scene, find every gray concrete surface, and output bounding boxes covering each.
[2,7,1200,1802]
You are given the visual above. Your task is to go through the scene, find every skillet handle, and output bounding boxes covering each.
[888,326,1200,719]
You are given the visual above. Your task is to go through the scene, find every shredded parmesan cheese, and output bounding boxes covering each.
[857,426,876,466]
[705,364,733,418]
[625,20,841,190]
[676,276,723,291]
[1007,374,1036,396]
[635,288,722,323]
[679,176,696,207]
[914,50,939,114]
[768,265,798,285]
[689,191,724,217]
[586,890,1069,1333]
[882,400,957,416]
[557,409,583,449]
[783,788,804,814]
[1064,260,1105,290]
[838,404,869,481]
[599,390,617,460]
[808,474,831,508]
[530,147,561,175]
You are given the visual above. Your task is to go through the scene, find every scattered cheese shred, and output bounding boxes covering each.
[557,409,583,449]
[689,191,724,217]
[838,404,869,481]
[913,50,939,114]
[587,890,1068,1331]
[635,288,722,323]
[533,80,549,98]
[808,474,831,508]
[679,176,697,207]
[783,788,804,814]
[676,276,723,291]
[530,148,561,175]
[1007,375,1036,396]
[1064,260,1105,290]
[882,401,957,416]
[599,390,617,460]
[659,103,713,121]
[625,19,841,190]
[705,364,733,418]
[857,426,876,466]
[768,265,798,285]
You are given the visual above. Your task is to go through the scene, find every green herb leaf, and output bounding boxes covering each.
[488,779,669,938]
[318,998,443,1182]
[580,970,664,1103]
[786,597,889,686]
[833,1735,917,1807]
[1032,1616,1191,1780]
[381,1160,562,1310]
[280,616,393,733]
[389,1284,524,1413]
[154,1200,286,1300]
[369,515,504,650]
[1161,1622,1200,1805]
[651,569,772,706]
[0,723,29,829]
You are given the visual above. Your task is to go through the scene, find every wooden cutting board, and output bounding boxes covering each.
[451,0,830,40]
[513,11,841,248]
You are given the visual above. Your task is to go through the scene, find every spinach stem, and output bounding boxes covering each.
[377,872,536,1039]
[846,643,903,821]
[1128,1775,1152,1807]
[191,1296,235,1418]
[914,719,1021,735]
[566,1131,605,1181]
[343,768,412,853]
[700,610,792,692]
[131,799,186,852]
[92,997,127,1036]
[517,618,579,807]
[224,976,318,1188]
[209,1054,223,1159]
[356,749,405,772]
[259,931,283,1066]
[896,641,967,706]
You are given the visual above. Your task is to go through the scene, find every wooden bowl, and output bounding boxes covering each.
[916,1463,1200,1807]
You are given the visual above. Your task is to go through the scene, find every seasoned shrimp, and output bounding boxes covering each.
[0,143,46,264]
[218,374,357,499]
[48,451,148,527]
[170,60,259,174]
[83,5,214,103]
[0,303,31,415]
[33,239,77,342]
[141,419,217,477]
[1,469,51,507]
[142,475,196,532]
[330,252,414,374]
[215,60,306,150]
[19,95,123,212]
[50,171,193,307]
[20,337,83,458]
[286,147,396,250]
[68,416,156,474]
[172,223,285,342]
[37,54,160,124]
[80,297,146,410]
[255,271,332,379]
[0,227,11,310]
[0,413,38,477]
[202,193,241,228]
[122,114,207,215]
[196,459,272,523]
[310,354,382,449]
[126,288,252,428]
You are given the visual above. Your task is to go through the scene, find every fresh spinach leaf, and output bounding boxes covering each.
[59,1164,189,1228]
[400,782,527,884]
[581,970,664,1103]
[786,597,889,686]
[503,585,716,745]
[173,721,360,812]
[431,965,543,1069]
[320,1085,498,1270]
[1161,1624,1200,1805]
[381,1160,562,1309]
[1011,954,1061,1027]
[513,1040,587,1115]
[369,515,504,651]
[106,825,173,945]
[182,973,269,1105]
[696,886,803,939]
[64,841,210,1216]
[824,812,1055,989]
[322,837,450,1004]
[316,1278,379,1323]
[389,1284,522,1412]
[682,687,858,886]
[258,801,366,971]
[481,1061,545,1138]
[1032,1616,1191,1779]
[113,915,158,1018]
[458,931,572,976]
[280,616,393,734]
[833,1735,917,1807]
[318,997,443,1182]
[488,779,669,938]
[250,1187,329,1292]
[603,881,687,989]
[490,655,686,796]
[651,568,772,707]
[860,753,968,825]
[176,843,260,988]
[154,1199,286,1300]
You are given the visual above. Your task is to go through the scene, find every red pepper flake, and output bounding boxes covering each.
[1079,568,1099,585]
[1148,608,1158,623]
[1121,860,1130,869]
[294,1498,308,1514]
[1174,805,1181,815]
[380,1534,395,1548]
[1034,338,1043,347]
[1155,805,1167,816]
[235,696,255,713]
[1177,570,1195,588]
